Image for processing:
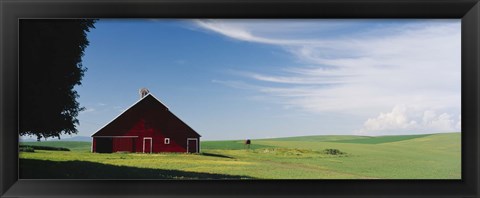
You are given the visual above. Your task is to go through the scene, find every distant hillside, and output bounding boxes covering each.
[20,141,91,151]
[61,136,91,142]
[202,132,461,149]
[257,133,459,144]
[258,135,371,142]
[20,136,91,142]
[330,134,433,144]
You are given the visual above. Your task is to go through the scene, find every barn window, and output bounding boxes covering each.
[164,138,170,144]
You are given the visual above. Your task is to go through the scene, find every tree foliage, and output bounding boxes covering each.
[20,19,96,141]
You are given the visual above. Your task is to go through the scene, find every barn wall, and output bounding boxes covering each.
[112,138,135,152]
[152,136,186,153]
[132,136,187,153]
[119,117,192,153]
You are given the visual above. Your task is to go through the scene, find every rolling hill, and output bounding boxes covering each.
[19,132,461,179]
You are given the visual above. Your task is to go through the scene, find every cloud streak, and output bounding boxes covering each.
[196,19,461,134]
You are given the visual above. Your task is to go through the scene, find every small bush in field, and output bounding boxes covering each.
[19,145,69,151]
[19,146,35,152]
[323,148,345,155]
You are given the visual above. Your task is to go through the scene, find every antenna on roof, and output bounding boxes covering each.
[139,88,150,98]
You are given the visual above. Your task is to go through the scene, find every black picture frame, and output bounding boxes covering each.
[1,0,479,197]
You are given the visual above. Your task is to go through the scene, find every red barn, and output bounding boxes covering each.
[91,93,201,153]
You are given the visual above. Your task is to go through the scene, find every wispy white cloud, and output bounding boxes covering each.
[235,70,352,85]
[196,20,299,44]
[211,79,261,90]
[196,19,461,134]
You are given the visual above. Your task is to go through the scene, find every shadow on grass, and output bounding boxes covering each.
[201,152,235,159]
[20,159,254,179]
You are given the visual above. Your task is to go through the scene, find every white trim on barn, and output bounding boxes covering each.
[143,137,153,153]
[187,138,198,153]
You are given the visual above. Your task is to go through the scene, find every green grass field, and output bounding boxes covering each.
[19,132,461,179]
[20,141,91,151]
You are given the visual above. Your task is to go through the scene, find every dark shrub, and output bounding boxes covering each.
[19,145,70,151]
[19,146,35,152]
[323,148,345,155]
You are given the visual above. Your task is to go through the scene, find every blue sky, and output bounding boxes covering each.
[65,19,461,140]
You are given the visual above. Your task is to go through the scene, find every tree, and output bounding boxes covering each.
[19,19,96,141]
